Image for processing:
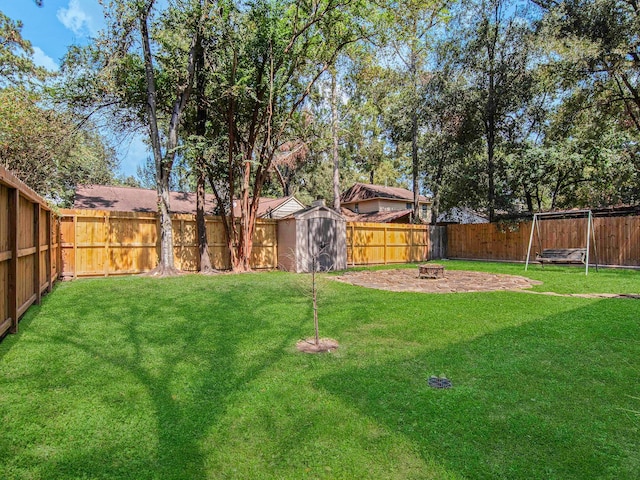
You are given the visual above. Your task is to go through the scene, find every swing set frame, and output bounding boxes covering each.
[525,209,599,275]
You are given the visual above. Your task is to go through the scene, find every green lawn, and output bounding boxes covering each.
[1,263,639,479]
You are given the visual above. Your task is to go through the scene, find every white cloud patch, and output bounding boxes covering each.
[32,47,59,71]
[57,0,97,37]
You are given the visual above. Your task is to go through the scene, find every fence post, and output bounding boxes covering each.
[34,204,41,305]
[409,224,414,262]
[383,224,388,264]
[47,211,53,293]
[72,214,78,279]
[351,222,357,265]
[8,188,18,334]
[57,216,62,282]
[104,214,110,277]
[179,219,185,270]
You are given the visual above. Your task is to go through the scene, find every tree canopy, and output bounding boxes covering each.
[4,0,640,270]
[0,8,120,205]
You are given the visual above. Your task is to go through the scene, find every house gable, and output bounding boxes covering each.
[340,183,432,223]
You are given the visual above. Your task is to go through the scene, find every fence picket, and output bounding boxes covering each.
[1,165,57,339]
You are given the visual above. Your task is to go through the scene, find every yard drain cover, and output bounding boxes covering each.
[428,376,452,389]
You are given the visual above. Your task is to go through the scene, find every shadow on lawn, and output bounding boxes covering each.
[317,297,639,480]
[11,275,307,480]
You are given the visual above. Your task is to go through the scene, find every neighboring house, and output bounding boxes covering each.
[73,185,305,218]
[232,196,306,219]
[340,183,432,223]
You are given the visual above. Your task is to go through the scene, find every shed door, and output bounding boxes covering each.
[308,217,337,271]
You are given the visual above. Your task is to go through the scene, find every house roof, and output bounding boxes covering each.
[232,196,305,218]
[73,184,217,214]
[340,183,429,204]
[73,184,302,217]
[340,207,415,223]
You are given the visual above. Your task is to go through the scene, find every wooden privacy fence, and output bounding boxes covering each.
[346,222,431,265]
[447,216,640,266]
[1,165,59,338]
[59,209,278,277]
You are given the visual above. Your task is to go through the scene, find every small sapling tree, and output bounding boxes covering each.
[287,245,339,353]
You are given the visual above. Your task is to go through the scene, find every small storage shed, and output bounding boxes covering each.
[278,202,347,273]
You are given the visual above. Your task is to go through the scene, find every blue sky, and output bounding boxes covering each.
[2,0,149,178]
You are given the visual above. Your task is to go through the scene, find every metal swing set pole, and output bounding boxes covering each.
[585,210,599,275]
[525,214,537,271]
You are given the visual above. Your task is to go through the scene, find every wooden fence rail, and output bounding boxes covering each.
[59,209,278,277]
[447,216,640,266]
[1,165,59,339]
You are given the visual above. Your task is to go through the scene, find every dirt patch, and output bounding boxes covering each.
[296,338,339,353]
[333,269,542,293]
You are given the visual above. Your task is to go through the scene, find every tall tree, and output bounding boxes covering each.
[0,11,45,86]
[382,0,449,221]
[0,9,117,202]
[443,0,537,220]
[331,68,341,211]
[204,0,366,271]
[72,0,206,275]
[0,88,118,204]
[534,0,640,135]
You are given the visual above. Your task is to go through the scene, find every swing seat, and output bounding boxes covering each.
[535,248,587,264]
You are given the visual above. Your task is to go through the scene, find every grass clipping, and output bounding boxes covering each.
[296,338,339,354]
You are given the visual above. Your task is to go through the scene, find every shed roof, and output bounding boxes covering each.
[341,183,429,204]
[285,204,345,220]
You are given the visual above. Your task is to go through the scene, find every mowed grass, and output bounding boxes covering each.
[0,265,639,479]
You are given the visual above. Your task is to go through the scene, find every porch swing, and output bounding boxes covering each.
[525,209,599,275]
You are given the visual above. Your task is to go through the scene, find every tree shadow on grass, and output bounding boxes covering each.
[0,275,308,479]
[317,298,640,480]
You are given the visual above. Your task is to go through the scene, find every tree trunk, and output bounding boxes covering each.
[234,156,253,272]
[140,6,177,276]
[196,171,213,272]
[410,35,420,223]
[156,173,176,274]
[139,2,198,276]
[208,173,238,271]
[524,186,534,213]
[430,154,445,225]
[194,32,213,273]
[486,120,496,222]
[331,70,341,212]
[485,19,498,223]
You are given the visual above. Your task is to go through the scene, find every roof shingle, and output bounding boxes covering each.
[340,183,428,203]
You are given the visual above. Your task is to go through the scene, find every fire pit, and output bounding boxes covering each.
[419,264,445,279]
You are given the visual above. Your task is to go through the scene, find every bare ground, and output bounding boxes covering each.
[333,269,542,293]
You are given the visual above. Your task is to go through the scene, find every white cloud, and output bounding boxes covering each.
[32,47,59,71]
[57,0,98,37]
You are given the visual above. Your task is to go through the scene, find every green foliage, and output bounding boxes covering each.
[0,10,46,86]
[0,88,119,204]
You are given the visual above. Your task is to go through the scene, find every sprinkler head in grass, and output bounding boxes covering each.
[428,375,452,389]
